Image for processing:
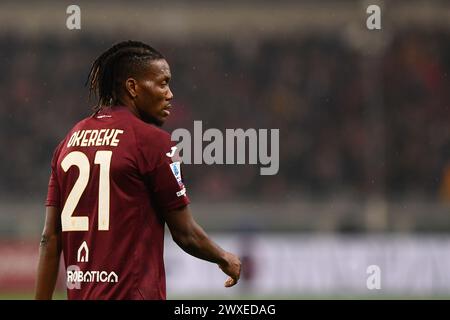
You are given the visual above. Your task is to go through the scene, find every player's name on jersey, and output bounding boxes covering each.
[67,129,124,148]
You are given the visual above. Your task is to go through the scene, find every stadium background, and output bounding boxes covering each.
[1,0,450,299]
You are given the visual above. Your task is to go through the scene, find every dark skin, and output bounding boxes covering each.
[35,58,241,299]
[118,59,173,127]
[35,206,62,300]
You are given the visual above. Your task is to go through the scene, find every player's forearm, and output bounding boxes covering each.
[35,233,61,300]
[173,222,227,265]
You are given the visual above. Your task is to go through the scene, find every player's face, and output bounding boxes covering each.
[134,59,173,126]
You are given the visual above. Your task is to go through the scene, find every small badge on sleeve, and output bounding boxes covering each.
[169,161,186,197]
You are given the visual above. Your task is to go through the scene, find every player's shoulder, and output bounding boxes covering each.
[135,121,171,141]
[133,120,173,152]
[55,106,172,154]
[105,106,172,143]
[123,111,171,143]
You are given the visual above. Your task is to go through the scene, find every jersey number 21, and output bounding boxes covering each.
[60,150,112,232]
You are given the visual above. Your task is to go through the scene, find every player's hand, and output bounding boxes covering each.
[218,252,241,288]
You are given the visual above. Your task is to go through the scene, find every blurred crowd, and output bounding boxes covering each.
[1,30,449,202]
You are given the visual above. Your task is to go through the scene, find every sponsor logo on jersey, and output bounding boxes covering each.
[77,241,89,263]
[67,241,119,289]
[66,266,118,289]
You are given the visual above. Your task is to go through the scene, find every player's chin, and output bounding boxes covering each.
[142,113,166,127]
[158,110,170,123]
[153,117,166,127]
[146,108,169,127]
[155,114,168,127]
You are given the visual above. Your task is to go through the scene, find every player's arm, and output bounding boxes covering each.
[164,205,241,287]
[35,206,62,300]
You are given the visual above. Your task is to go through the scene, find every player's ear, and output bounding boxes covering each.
[125,77,138,99]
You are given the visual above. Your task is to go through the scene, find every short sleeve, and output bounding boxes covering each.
[45,142,62,207]
[139,130,190,211]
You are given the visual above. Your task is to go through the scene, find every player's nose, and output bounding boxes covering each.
[166,87,174,100]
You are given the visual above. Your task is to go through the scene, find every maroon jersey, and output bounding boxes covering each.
[45,106,189,300]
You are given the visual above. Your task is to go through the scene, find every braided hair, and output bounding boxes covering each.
[86,40,164,112]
